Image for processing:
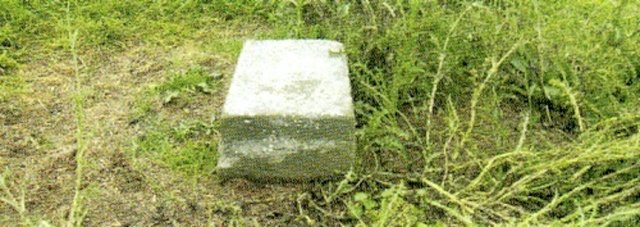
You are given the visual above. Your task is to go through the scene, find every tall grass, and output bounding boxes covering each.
[261,0,640,225]
[67,29,87,227]
[66,29,84,227]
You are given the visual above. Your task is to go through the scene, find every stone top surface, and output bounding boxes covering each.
[223,40,354,117]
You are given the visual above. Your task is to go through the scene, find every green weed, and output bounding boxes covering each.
[155,67,220,104]
[131,66,221,121]
[131,66,220,177]
[132,119,218,178]
[67,26,87,227]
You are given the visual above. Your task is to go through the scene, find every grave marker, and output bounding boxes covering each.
[217,40,356,181]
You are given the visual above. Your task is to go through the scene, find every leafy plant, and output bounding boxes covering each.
[156,67,220,105]
[133,119,218,177]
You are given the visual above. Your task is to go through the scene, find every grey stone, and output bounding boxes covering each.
[217,40,356,181]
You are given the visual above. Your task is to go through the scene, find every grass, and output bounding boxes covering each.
[133,119,219,177]
[1,0,639,226]
[67,27,86,227]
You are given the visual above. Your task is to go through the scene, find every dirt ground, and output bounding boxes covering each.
[1,41,315,225]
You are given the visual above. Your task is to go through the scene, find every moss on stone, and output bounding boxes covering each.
[219,115,355,142]
[217,138,355,181]
[217,115,356,181]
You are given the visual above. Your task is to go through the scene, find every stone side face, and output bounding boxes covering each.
[217,116,356,181]
[217,40,356,181]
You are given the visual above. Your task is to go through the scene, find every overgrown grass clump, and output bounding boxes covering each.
[131,67,221,177]
[255,1,640,225]
[133,119,218,177]
[1,0,639,225]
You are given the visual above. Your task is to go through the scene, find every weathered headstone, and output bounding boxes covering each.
[217,40,356,181]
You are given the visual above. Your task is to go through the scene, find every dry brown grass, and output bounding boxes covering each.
[1,41,311,225]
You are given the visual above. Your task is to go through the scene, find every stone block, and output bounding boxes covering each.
[216,40,356,181]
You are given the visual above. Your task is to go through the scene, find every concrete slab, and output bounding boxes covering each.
[217,40,356,181]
